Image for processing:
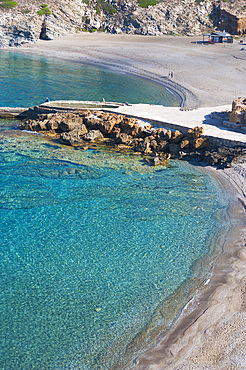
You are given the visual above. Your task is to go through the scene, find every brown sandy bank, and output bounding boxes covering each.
[13,33,246,109]
[134,163,246,370]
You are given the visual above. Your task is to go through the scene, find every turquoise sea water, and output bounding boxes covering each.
[0,52,229,369]
[0,51,178,108]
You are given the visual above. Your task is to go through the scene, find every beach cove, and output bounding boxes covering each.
[1,33,246,369]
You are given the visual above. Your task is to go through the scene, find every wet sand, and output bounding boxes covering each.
[8,33,246,368]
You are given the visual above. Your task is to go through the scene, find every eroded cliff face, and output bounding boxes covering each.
[212,1,246,35]
[0,0,245,47]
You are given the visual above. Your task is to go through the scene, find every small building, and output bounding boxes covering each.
[203,31,233,44]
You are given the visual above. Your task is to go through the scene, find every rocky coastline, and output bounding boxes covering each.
[0,0,245,48]
[20,107,246,169]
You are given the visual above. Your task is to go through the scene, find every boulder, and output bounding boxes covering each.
[170,130,184,144]
[150,139,158,151]
[169,143,180,158]
[59,114,84,132]
[83,115,101,129]
[110,127,121,139]
[114,133,133,145]
[150,153,171,166]
[83,130,104,142]
[136,140,152,154]
[120,117,137,133]
[180,138,190,150]
[97,119,116,135]
[28,119,49,131]
[59,125,88,146]
[157,140,169,152]
[46,117,61,131]
[131,124,145,137]
[60,132,82,146]
[187,126,204,139]
[156,128,168,139]
[165,130,172,140]
[193,137,208,150]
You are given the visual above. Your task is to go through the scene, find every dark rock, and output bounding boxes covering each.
[136,140,152,154]
[169,143,180,157]
[97,119,116,135]
[193,137,208,150]
[170,130,184,144]
[157,140,169,152]
[180,138,190,150]
[120,117,137,133]
[165,130,172,140]
[187,126,204,139]
[83,115,101,129]
[150,139,158,151]
[110,127,121,139]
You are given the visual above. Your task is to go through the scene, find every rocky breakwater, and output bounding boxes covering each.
[20,109,246,168]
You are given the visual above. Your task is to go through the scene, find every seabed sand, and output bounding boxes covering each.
[8,34,246,368]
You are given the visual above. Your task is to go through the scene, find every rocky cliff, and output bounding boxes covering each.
[0,0,245,47]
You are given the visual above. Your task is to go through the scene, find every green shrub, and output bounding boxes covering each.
[96,0,117,14]
[0,0,17,8]
[138,0,156,8]
[37,3,51,16]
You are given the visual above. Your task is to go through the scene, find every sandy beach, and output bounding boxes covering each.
[17,33,246,108]
[8,33,246,368]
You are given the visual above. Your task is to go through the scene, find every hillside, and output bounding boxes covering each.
[0,0,246,47]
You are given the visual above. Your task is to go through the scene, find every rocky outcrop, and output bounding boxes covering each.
[19,107,246,168]
[229,97,246,126]
[19,109,220,163]
[2,0,245,47]
[203,146,246,167]
[211,4,246,35]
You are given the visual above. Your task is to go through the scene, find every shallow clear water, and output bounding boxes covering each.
[0,54,229,369]
[0,51,178,108]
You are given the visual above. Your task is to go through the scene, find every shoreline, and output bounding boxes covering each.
[2,46,197,110]
[134,164,246,369]
[4,33,246,109]
[2,33,246,368]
